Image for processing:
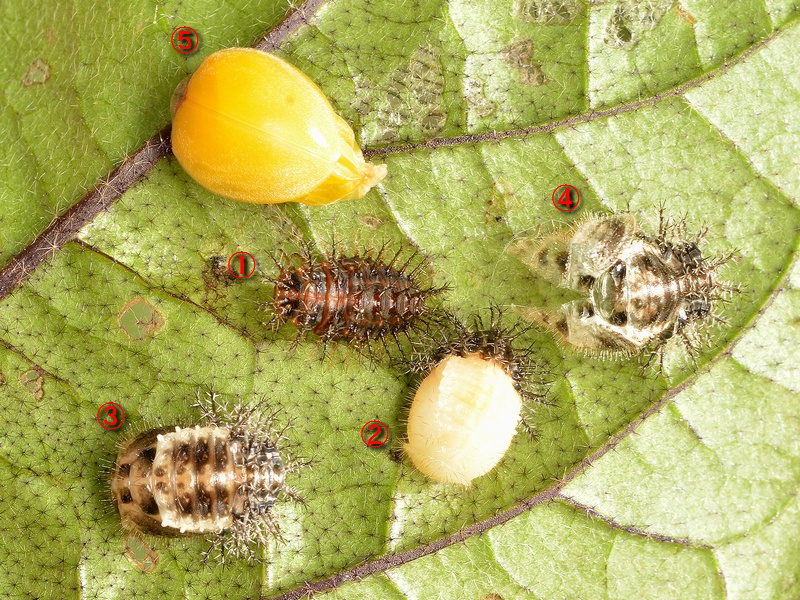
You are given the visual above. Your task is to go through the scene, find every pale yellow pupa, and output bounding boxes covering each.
[402,313,543,486]
[405,353,523,485]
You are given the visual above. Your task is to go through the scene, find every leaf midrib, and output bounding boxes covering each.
[0,8,797,598]
[1,17,796,304]
[263,233,800,598]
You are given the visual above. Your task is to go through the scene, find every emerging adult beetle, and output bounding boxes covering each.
[171,48,386,206]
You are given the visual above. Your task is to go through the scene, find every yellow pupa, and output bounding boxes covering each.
[170,48,386,206]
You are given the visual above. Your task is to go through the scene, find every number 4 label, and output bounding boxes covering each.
[552,185,579,212]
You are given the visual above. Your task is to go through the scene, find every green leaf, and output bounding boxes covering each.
[0,1,799,599]
[0,0,294,266]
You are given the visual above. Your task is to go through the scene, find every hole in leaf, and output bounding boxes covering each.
[363,45,446,143]
[604,0,674,49]
[19,369,43,400]
[501,39,547,86]
[124,535,159,572]
[21,58,50,86]
[517,0,581,24]
[118,298,165,340]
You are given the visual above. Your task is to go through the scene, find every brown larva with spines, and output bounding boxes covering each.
[110,392,301,563]
[267,243,447,359]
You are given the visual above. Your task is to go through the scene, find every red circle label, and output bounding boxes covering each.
[361,420,389,448]
[227,252,256,279]
[97,402,125,430]
[552,184,580,212]
[170,27,199,54]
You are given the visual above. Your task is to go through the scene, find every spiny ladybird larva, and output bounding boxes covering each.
[110,393,298,562]
[170,48,387,206]
[403,313,543,486]
[269,244,446,358]
[512,209,733,357]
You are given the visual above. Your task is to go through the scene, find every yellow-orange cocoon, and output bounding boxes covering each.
[404,353,522,485]
[171,48,386,205]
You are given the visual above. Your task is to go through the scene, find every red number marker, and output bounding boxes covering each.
[170,27,199,54]
[361,420,389,448]
[97,402,125,430]
[227,251,256,279]
[552,184,580,212]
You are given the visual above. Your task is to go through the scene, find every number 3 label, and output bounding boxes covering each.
[97,402,125,430]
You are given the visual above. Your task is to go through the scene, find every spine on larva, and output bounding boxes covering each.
[678,270,716,295]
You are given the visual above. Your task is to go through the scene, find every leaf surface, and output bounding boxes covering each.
[0,1,798,599]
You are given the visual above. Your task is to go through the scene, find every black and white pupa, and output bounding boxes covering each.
[110,393,300,562]
[512,210,733,358]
